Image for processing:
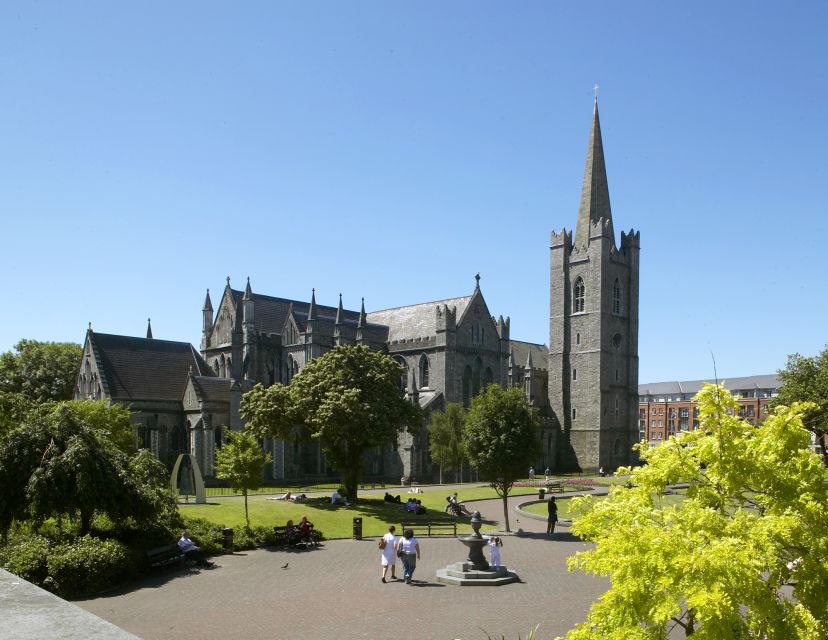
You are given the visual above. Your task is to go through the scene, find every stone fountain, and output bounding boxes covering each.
[436,511,518,586]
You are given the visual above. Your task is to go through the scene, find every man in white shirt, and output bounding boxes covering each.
[331,489,349,506]
[178,531,214,567]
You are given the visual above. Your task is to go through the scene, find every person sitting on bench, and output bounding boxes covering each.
[178,531,214,567]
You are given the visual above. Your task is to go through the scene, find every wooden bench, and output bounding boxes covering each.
[545,482,564,493]
[400,519,457,537]
[146,544,185,569]
[274,525,321,548]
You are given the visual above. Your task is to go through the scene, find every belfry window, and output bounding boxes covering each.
[573,277,585,313]
[612,279,622,314]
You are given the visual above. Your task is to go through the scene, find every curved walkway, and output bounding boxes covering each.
[78,492,608,640]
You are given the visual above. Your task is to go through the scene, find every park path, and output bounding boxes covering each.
[77,491,608,640]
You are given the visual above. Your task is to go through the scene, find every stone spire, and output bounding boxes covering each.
[202,289,213,312]
[308,288,317,321]
[335,293,344,325]
[243,277,253,300]
[357,297,366,329]
[574,98,614,250]
[146,318,153,340]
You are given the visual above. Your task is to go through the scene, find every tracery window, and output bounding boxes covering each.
[573,277,585,313]
[419,355,430,388]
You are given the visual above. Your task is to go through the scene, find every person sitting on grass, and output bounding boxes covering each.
[331,488,349,506]
[178,530,214,567]
[384,492,402,504]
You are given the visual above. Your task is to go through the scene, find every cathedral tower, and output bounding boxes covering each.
[548,99,640,471]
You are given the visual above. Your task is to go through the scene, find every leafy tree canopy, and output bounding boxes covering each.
[0,339,82,404]
[215,430,272,529]
[561,384,828,640]
[428,403,467,483]
[242,345,420,501]
[0,402,175,536]
[464,384,540,531]
[0,390,34,442]
[772,345,828,465]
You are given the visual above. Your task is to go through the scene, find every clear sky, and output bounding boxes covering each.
[1,1,826,383]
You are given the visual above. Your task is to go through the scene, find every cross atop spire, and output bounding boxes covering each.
[574,96,614,250]
[474,273,481,290]
[146,318,153,340]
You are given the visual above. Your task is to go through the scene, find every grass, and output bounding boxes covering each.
[522,487,687,520]
[180,485,542,538]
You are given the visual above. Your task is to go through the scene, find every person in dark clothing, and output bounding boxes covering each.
[547,497,558,536]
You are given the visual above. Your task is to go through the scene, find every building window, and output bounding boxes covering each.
[572,408,577,420]
[572,368,577,381]
[680,408,689,418]
[576,333,581,345]
[615,369,619,381]
[612,278,621,314]
[419,355,430,388]
[573,277,585,313]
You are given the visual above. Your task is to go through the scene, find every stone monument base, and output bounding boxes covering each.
[436,562,519,586]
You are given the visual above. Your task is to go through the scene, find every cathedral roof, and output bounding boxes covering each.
[229,289,361,334]
[191,376,231,403]
[367,295,472,342]
[89,332,212,401]
[509,340,548,371]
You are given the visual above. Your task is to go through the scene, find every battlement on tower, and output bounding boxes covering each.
[550,228,572,249]
[435,304,457,332]
[620,229,640,250]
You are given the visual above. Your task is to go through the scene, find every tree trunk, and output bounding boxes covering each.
[439,462,443,484]
[244,490,250,529]
[501,490,511,532]
[80,508,93,535]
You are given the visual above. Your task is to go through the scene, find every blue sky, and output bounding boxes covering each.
[1,1,826,383]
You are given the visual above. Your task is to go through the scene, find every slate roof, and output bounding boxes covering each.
[192,376,231,404]
[510,340,548,370]
[638,374,781,397]
[229,289,362,335]
[90,332,213,402]
[367,296,472,342]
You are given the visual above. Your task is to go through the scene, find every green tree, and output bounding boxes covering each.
[772,345,828,466]
[0,339,82,404]
[428,403,467,483]
[243,345,420,501]
[463,385,540,532]
[559,384,828,639]
[0,403,171,535]
[214,431,272,529]
[0,390,33,442]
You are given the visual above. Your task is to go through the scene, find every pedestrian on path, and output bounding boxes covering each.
[487,536,502,569]
[380,525,398,583]
[395,528,421,584]
[547,496,558,535]
[528,466,535,481]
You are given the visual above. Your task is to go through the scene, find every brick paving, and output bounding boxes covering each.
[77,494,607,640]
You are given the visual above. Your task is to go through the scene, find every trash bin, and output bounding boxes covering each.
[221,527,234,553]
[538,488,546,500]
[352,517,363,540]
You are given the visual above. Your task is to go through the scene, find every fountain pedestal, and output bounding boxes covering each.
[435,510,518,587]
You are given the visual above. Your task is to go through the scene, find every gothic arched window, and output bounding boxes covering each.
[573,277,585,313]
[612,278,622,315]
[394,356,408,394]
[419,355,430,388]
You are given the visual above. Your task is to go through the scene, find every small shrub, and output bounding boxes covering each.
[47,535,136,597]
[251,525,279,546]
[232,527,258,551]
[0,534,51,583]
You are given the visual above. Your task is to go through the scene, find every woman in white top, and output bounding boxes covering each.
[395,528,421,584]
[380,525,398,583]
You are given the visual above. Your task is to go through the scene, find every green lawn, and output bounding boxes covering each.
[522,488,686,520]
[180,485,541,538]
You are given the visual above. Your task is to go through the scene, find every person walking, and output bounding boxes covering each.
[528,466,535,481]
[395,528,421,584]
[547,496,558,536]
[380,525,398,583]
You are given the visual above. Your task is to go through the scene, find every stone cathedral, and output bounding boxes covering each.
[74,99,639,480]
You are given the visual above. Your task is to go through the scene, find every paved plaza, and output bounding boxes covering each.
[77,494,607,640]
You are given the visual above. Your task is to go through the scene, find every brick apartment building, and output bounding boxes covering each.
[638,374,781,443]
